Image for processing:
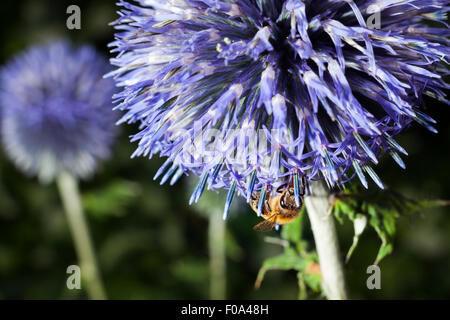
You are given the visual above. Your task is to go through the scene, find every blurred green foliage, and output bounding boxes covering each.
[0,0,450,300]
[255,209,322,300]
[332,188,450,264]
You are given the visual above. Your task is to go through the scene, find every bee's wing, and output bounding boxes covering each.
[253,217,277,232]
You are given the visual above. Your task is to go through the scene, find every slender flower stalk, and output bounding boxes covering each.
[57,172,107,300]
[305,182,347,300]
[209,208,226,300]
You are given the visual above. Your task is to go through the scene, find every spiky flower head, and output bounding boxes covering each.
[0,41,117,182]
[109,0,449,217]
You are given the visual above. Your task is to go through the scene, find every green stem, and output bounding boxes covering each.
[304,182,348,300]
[208,209,226,300]
[56,172,107,300]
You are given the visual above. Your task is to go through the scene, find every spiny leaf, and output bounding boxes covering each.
[345,214,367,263]
[375,243,393,265]
[254,247,308,289]
[331,186,450,264]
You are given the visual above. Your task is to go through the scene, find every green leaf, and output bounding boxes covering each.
[296,272,308,300]
[330,186,450,264]
[171,259,209,284]
[345,214,367,263]
[376,243,393,264]
[281,207,304,245]
[333,201,344,224]
[383,211,396,236]
[339,201,353,217]
[83,180,140,219]
[255,247,308,289]
[304,271,322,293]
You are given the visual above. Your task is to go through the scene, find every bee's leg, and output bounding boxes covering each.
[300,175,307,196]
[264,200,272,213]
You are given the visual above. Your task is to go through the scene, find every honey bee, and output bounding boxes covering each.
[250,177,306,232]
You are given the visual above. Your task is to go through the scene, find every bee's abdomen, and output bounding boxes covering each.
[277,211,300,225]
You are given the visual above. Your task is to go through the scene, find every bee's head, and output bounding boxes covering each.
[280,188,300,210]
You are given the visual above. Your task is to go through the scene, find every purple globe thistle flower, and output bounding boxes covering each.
[109,0,449,217]
[0,41,117,182]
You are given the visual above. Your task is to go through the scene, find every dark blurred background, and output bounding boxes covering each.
[0,0,449,299]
